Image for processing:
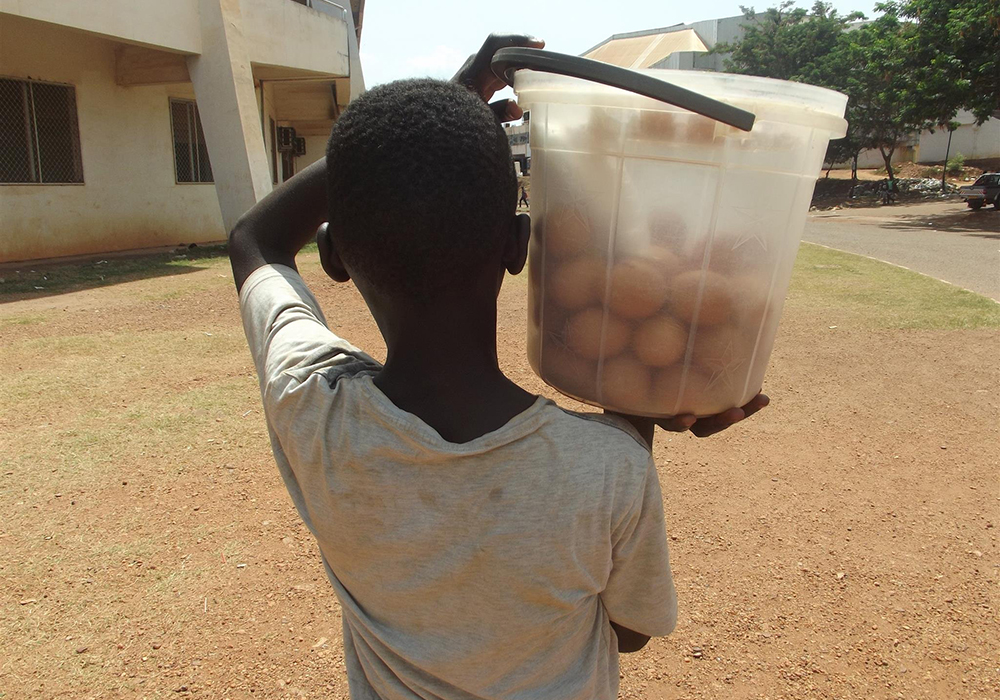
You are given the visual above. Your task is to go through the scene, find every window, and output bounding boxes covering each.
[0,77,84,184]
[170,99,213,183]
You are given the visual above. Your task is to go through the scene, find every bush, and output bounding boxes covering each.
[946,153,965,175]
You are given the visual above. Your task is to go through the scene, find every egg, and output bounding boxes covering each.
[633,315,688,367]
[690,324,754,374]
[683,115,717,143]
[608,258,670,319]
[637,110,679,141]
[600,356,652,412]
[566,308,630,360]
[669,270,734,325]
[645,245,684,277]
[727,273,773,323]
[539,340,598,401]
[586,109,624,148]
[543,206,592,258]
[653,365,741,416]
[549,256,607,310]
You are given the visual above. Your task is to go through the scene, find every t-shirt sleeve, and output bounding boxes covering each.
[238,264,379,408]
[601,457,677,637]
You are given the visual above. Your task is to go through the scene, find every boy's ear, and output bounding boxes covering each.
[504,213,531,275]
[317,223,351,283]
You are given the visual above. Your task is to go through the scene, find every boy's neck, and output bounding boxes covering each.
[372,300,535,443]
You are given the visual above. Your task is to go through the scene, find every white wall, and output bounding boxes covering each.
[0,0,202,54]
[917,115,1000,163]
[299,135,329,169]
[0,18,224,263]
[240,0,350,77]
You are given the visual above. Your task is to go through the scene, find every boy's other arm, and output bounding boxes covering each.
[611,621,650,653]
[228,157,329,292]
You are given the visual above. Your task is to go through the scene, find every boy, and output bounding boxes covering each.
[229,35,767,700]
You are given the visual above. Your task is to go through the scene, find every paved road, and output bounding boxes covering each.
[802,201,1000,300]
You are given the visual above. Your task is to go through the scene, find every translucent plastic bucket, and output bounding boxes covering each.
[515,69,848,416]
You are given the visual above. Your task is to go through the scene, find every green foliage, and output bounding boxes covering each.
[720,1,999,183]
[946,152,965,174]
[715,2,864,81]
[879,0,1000,125]
[822,8,930,183]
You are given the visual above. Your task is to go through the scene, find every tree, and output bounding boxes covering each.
[822,11,929,186]
[716,2,866,184]
[715,1,864,81]
[879,0,1000,125]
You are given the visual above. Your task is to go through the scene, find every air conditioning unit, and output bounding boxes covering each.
[293,137,307,157]
[277,126,296,152]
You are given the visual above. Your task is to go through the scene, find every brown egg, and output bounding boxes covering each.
[653,365,740,416]
[548,256,607,310]
[637,110,679,141]
[586,109,624,147]
[544,206,592,258]
[684,115,717,143]
[539,340,598,401]
[727,273,773,323]
[690,324,754,373]
[647,211,688,248]
[608,258,670,319]
[600,356,652,412]
[669,270,734,325]
[566,308,630,360]
[633,315,688,367]
[645,245,684,277]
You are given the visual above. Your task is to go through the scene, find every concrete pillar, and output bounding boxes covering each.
[186,0,272,233]
[346,10,365,101]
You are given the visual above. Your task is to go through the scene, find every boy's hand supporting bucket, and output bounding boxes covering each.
[611,392,770,449]
[453,33,544,121]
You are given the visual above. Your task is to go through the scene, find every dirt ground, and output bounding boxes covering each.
[1,235,998,699]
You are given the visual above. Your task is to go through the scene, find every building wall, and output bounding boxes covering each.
[239,0,350,76]
[0,0,202,54]
[0,18,224,263]
[917,115,1000,164]
[299,135,329,169]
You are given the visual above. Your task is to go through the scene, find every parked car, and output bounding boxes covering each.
[958,173,1000,210]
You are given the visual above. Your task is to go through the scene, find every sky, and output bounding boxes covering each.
[358,0,879,89]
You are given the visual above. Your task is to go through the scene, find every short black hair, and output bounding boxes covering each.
[326,78,517,300]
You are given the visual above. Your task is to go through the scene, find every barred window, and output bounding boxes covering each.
[170,99,213,184]
[0,77,84,184]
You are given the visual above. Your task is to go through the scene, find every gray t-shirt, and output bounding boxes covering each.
[239,265,677,699]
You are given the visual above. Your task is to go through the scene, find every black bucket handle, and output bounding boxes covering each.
[491,47,755,132]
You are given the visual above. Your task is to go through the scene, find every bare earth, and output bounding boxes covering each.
[1,237,998,699]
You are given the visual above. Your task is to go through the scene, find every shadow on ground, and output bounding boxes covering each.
[875,208,1000,237]
[0,245,230,303]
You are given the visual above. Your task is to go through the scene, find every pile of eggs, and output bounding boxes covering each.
[531,206,772,417]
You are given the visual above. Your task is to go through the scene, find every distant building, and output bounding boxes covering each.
[581,15,747,72]
[0,0,365,264]
[504,113,530,175]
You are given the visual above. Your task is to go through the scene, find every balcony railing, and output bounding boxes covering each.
[289,0,348,19]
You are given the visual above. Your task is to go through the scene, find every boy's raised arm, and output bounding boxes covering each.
[228,157,329,292]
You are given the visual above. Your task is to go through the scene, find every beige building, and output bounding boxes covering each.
[0,0,365,264]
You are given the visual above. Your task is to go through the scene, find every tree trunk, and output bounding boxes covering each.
[879,146,896,185]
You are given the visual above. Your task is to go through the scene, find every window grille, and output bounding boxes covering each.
[0,77,84,184]
[170,99,213,184]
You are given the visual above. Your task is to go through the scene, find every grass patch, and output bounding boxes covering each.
[0,244,230,299]
[789,243,1000,330]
